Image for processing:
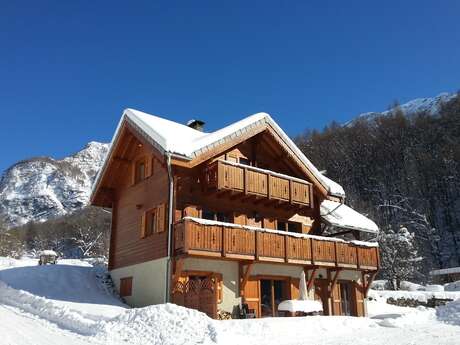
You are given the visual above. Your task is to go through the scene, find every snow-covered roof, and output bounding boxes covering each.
[320,200,379,234]
[430,267,460,276]
[92,109,346,200]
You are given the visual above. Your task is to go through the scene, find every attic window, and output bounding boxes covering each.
[134,159,146,183]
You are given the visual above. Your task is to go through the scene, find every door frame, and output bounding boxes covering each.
[246,275,291,317]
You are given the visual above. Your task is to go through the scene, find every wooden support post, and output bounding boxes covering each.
[307,267,318,291]
[172,258,184,286]
[363,271,377,298]
[239,262,254,298]
[330,269,341,293]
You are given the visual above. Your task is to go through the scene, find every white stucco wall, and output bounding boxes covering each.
[110,257,168,307]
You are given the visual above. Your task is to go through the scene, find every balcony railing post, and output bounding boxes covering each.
[334,242,338,267]
[222,225,226,257]
[356,246,360,269]
[284,235,288,262]
[289,180,293,204]
[267,174,272,199]
[183,220,189,253]
[243,167,248,195]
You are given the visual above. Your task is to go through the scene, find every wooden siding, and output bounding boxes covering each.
[174,218,379,270]
[110,144,170,270]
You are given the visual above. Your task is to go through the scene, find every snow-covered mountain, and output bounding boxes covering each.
[348,92,457,125]
[0,142,109,229]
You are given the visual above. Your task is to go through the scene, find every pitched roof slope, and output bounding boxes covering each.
[91,109,346,199]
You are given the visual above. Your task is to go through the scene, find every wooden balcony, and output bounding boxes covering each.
[173,218,379,270]
[204,160,313,207]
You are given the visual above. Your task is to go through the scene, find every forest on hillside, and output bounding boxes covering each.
[296,93,460,283]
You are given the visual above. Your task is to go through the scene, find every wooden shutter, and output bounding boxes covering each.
[332,283,342,316]
[156,203,166,232]
[184,205,200,218]
[150,156,155,177]
[243,278,260,317]
[233,212,247,225]
[145,157,151,178]
[140,212,147,238]
[353,282,365,317]
[263,218,276,229]
[120,277,133,297]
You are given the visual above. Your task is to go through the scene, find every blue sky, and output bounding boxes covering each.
[1,1,459,172]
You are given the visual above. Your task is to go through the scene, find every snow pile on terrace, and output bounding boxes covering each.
[278,299,323,313]
[436,299,460,326]
[320,199,379,233]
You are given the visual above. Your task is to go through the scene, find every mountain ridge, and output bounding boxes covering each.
[0,142,109,229]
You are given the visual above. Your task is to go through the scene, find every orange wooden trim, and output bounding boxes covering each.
[240,263,254,294]
[329,269,342,292]
[307,267,318,291]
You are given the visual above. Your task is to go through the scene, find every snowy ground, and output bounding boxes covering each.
[1,257,459,345]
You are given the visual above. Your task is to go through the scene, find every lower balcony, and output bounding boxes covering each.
[173,217,379,270]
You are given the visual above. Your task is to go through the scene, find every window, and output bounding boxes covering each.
[202,209,230,222]
[145,208,156,237]
[134,159,146,183]
[140,204,166,238]
[216,212,230,223]
[120,277,133,297]
[277,221,287,231]
[202,209,216,221]
[239,157,250,165]
[288,222,302,233]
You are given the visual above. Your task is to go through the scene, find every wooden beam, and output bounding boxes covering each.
[363,271,378,298]
[239,262,254,297]
[172,258,184,285]
[329,268,342,293]
[306,267,318,291]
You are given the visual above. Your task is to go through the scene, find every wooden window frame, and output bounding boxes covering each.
[120,277,133,297]
[145,207,157,237]
[140,203,166,238]
[134,157,147,184]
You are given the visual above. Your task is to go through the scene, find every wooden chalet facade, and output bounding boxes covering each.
[91,109,380,319]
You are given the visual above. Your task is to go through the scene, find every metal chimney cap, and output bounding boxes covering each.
[186,119,205,131]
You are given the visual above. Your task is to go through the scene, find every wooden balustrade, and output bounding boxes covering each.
[174,219,379,270]
[205,160,313,207]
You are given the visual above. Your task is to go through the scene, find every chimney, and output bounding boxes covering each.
[186,119,205,132]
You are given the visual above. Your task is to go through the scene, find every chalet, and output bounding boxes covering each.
[91,109,380,319]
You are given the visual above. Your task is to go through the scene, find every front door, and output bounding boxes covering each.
[340,282,353,316]
[260,279,288,317]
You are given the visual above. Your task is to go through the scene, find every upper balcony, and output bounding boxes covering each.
[204,160,313,208]
[173,217,379,271]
